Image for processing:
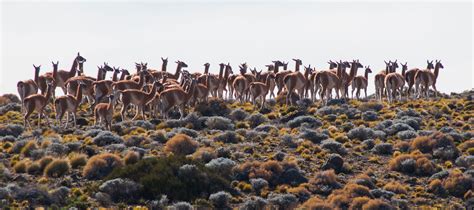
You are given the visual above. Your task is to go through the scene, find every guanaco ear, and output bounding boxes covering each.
[427,60,430,64]
[77,52,80,56]
[33,64,36,68]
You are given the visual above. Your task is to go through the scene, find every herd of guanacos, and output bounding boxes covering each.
[16,53,443,130]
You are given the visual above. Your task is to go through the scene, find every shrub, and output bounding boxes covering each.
[99,178,142,203]
[410,132,459,160]
[44,159,70,178]
[195,99,230,117]
[21,140,38,157]
[300,197,333,209]
[192,147,216,162]
[347,126,374,140]
[428,179,446,196]
[443,172,473,197]
[168,127,199,138]
[106,156,231,202]
[287,116,322,128]
[69,153,87,169]
[397,130,417,140]
[233,160,306,187]
[0,124,24,137]
[149,130,167,143]
[205,157,236,176]
[209,191,231,208]
[124,151,140,165]
[268,193,299,210]
[246,113,268,128]
[361,199,394,210]
[83,153,124,179]
[26,162,41,175]
[359,102,384,112]
[240,196,268,210]
[362,111,378,121]
[164,134,199,156]
[372,143,393,155]
[309,170,342,195]
[455,155,474,168]
[385,123,414,136]
[321,140,347,155]
[205,116,234,130]
[250,178,269,193]
[13,159,30,173]
[389,153,437,176]
[214,131,242,144]
[170,201,193,210]
[92,131,124,146]
[299,128,328,144]
[229,108,249,121]
[383,182,407,194]
[39,156,54,171]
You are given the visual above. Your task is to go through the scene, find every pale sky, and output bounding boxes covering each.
[1,1,472,96]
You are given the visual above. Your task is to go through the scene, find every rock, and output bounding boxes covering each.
[322,154,344,173]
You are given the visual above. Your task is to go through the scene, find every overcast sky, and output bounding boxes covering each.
[1,1,472,96]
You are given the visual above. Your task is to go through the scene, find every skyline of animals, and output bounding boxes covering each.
[16,53,444,129]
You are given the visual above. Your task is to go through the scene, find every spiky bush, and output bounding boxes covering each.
[347,126,374,140]
[229,108,249,121]
[246,113,268,128]
[214,131,242,144]
[92,131,124,146]
[209,191,231,208]
[383,182,407,194]
[83,153,124,179]
[44,159,70,178]
[287,116,322,128]
[0,124,24,137]
[13,159,30,173]
[233,160,306,186]
[205,157,236,176]
[99,178,142,203]
[309,170,342,195]
[443,171,473,197]
[250,178,269,193]
[195,99,230,117]
[268,193,299,210]
[388,152,438,176]
[205,116,234,130]
[164,134,199,156]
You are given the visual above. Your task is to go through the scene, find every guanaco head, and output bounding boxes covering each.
[304,65,312,73]
[292,58,302,66]
[75,52,86,63]
[204,63,210,68]
[103,62,114,72]
[239,63,247,75]
[365,66,372,74]
[141,62,148,71]
[435,60,444,69]
[354,59,363,68]
[135,62,142,72]
[328,60,337,69]
[161,57,168,63]
[33,64,41,72]
[176,60,188,68]
[120,69,130,75]
[401,62,408,71]
[391,60,399,72]
[265,64,274,71]
[282,61,289,70]
[113,67,121,74]
[225,63,233,75]
[51,61,59,70]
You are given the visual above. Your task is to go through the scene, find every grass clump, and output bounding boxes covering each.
[83,153,124,179]
[164,134,199,156]
[44,159,70,178]
[69,153,88,169]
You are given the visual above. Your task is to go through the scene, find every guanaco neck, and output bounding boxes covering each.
[34,68,40,84]
[161,61,167,72]
[184,81,196,102]
[112,71,119,82]
[223,66,230,85]
[75,84,83,105]
[69,58,79,78]
[218,65,224,80]
[145,84,157,102]
[402,67,407,77]
[364,70,370,80]
[45,85,53,101]
[77,62,84,76]
[137,72,145,87]
[385,65,390,75]
[204,65,210,74]
[96,69,104,81]
[295,62,301,72]
[120,71,129,80]
[434,64,440,80]
[175,64,182,79]
[349,64,358,80]
[53,65,58,80]
[274,63,280,74]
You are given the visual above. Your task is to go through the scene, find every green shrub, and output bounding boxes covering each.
[106,155,231,202]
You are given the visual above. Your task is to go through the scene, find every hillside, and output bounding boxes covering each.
[0,91,472,209]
